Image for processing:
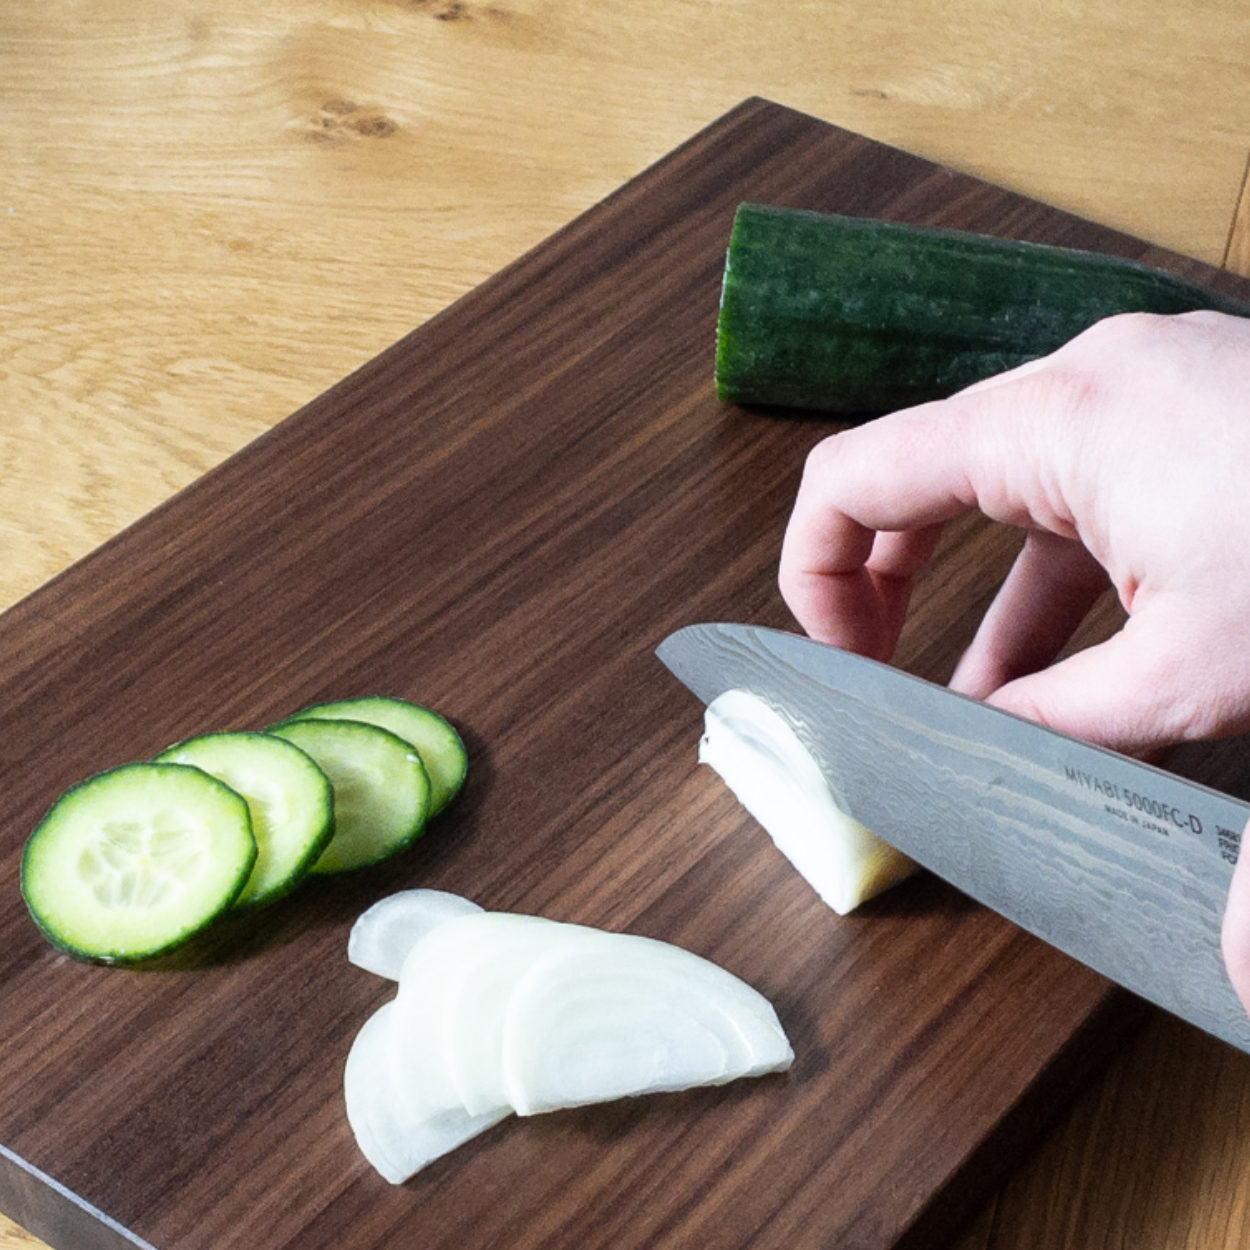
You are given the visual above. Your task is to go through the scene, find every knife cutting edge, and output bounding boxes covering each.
[656,621,1250,1054]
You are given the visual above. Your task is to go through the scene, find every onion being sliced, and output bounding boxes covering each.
[344,1000,507,1184]
[348,888,484,979]
[499,928,792,1115]
[699,688,917,914]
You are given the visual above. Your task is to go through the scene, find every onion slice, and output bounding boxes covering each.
[348,888,484,979]
[499,927,793,1115]
[344,1000,507,1184]
[345,893,794,1184]
[698,689,917,914]
[437,914,579,1116]
[391,912,561,1118]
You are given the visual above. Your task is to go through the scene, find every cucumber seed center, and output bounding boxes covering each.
[78,812,210,909]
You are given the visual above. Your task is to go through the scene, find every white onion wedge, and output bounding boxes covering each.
[699,688,917,914]
[344,1000,507,1184]
[348,888,484,979]
[344,893,794,1184]
[499,928,792,1115]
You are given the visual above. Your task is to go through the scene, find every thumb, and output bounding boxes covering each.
[982,615,1210,758]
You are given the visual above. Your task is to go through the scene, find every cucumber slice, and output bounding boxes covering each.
[155,732,333,907]
[266,719,430,874]
[20,762,256,963]
[283,697,466,814]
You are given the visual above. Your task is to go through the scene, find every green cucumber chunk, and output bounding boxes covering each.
[20,763,256,963]
[155,732,333,906]
[283,697,466,814]
[266,719,430,874]
[715,202,1250,414]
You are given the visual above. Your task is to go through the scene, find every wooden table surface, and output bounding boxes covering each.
[4,3,1250,1247]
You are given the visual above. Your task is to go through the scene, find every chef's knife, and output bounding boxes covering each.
[656,621,1250,1054]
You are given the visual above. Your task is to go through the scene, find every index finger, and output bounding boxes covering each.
[778,399,992,655]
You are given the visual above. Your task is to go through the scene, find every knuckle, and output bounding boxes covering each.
[994,360,1105,434]
[802,433,846,479]
[1165,669,1245,744]
[1175,308,1227,328]
[1142,672,1208,743]
[800,428,870,496]
[1072,310,1171,349]
[1121,637,1233,746]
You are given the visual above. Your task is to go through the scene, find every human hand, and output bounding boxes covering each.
[778,308,1250,1012]
[780,308,1250,758]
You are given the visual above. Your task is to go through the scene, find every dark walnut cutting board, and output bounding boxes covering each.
[4,98,1250,1250]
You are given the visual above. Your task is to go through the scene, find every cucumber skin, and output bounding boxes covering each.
[715,203,1250,415]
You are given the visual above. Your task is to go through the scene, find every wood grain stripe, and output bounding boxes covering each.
[1225,150,1250,278]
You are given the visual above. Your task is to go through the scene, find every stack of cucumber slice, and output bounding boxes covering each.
[20,696,468,965]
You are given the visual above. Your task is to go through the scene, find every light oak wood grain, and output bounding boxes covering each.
[5,3,1250,1249]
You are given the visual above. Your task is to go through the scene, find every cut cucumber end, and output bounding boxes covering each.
[282,696,467,814]
[266,719,431,874]
[20,762,256,963]
[155,731,334,907]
